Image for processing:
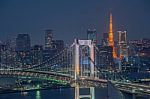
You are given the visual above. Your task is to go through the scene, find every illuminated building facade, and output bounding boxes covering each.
[118,31,128,59]
[31,45,43,65]
[96,45,114,69]
[45,29,53,50]
[87,28,97,44]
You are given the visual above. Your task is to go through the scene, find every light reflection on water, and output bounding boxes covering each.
[0,87,134,99]
[0,77,149,99]
[36,90,41,99]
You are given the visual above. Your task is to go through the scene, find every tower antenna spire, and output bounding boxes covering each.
[108,12,117,58]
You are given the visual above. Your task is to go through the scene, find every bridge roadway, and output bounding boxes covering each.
[0,69,107,86]
[0,69,150,97]
[112,81,150,97]
[0,69,72,84]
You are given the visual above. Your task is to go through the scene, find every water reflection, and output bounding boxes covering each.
[36,90,41,99]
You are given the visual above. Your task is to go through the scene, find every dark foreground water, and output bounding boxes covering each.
[0,77,148,99]
[0,87,134,99]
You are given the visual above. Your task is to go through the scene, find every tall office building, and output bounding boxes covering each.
[16,34,31,52]
[108,13,117,58]
[52,40,64,52]
[45,30,53,50]
[43,29,64,61]
[118,31,127,43]
[102,33,109,46]
[96,45,114,69]
[118,31,128,59]
[31,45,43,65]
[87,28,97,44]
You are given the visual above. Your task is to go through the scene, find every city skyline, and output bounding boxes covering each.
[0,0,150,45]
[0,1,150,99]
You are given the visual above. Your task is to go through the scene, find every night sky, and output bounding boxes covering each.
[0,0,150,45]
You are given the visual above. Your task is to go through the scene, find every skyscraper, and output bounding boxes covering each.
[96,45,114,69]
[16,34,31,52]
[102,33,109,46]
[108,13,117,58]
[87,28,97,44]
[118,31,128,59]
[43,30,64,61]
[31,45,43,65]
[52,40,64,52]
[45,29,53,50]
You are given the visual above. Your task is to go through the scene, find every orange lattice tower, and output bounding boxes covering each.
[108,13,117,58]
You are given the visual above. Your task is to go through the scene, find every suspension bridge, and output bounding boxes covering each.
[0,39,107,85]
[0,39,150,99]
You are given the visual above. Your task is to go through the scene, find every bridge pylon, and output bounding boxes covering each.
[75,83,95,99]
[74,39,80,80]
[89,44,94,78]
[73,39,96,80]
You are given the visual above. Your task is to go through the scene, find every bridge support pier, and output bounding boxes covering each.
[75,83,95,99]
[132,94,136,99]
[75,85,95,99]
[90,87,95,99]
[75,85,79,99]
